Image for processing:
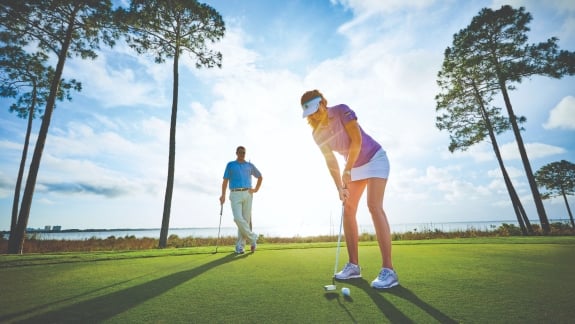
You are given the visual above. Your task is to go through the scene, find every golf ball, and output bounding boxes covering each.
[341,287,350,296]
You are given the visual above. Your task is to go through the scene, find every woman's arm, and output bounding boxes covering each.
[342,119,362,185]
[319,144,348,200]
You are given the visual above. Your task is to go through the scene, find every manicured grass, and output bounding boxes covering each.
[1,237,574,323]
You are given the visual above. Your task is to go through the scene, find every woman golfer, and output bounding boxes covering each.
[300,89,398,289]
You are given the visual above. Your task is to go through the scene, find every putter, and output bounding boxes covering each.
[213,203,223,254]
[324,202,345,291]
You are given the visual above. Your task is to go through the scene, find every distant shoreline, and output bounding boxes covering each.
[0,228,160,235]
[1,218,571,238]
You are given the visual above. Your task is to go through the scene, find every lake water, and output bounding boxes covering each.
[5,219,566,241]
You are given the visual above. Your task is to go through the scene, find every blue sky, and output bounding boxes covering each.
[1,0,574,235]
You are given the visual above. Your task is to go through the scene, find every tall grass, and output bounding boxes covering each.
[1,222,572,254]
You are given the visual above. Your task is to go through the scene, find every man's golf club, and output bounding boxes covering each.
[213,203,223,254]
[324,202,344,291]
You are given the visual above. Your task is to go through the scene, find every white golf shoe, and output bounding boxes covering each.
[335,262,362,280]
[371,268,399,289]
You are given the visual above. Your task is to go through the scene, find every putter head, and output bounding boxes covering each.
[323,284,337,291]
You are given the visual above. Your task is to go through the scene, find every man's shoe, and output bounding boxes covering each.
[371,268,399,289]
[250,234,258,253]
[334,262,362,280]
[235,246,244,254]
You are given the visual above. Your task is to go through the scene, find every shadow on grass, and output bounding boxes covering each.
[0,274,152,322]
[4,253,247,323]
[344,279,457,323]
[324,292,357,322]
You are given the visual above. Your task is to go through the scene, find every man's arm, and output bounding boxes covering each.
[220,178,229,204]
[253,176,263,193]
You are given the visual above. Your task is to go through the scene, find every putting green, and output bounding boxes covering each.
[1,237,574,323]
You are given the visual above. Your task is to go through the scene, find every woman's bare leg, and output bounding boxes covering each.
[366,178,393,269]
[344,180,367,265]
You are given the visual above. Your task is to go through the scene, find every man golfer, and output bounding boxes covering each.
[220,146,262,254]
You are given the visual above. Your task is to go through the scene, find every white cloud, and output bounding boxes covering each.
[445,140,567,164]
[543,96,575,130]
[500,142,567,160]
[493,0,575,11]
[179,23,261,81]
[65,44,170,108]
[445,142,497,163]
[487,166,525,179]
[391,165,491,204]
[544,0,575,11]
[334,0,435,20]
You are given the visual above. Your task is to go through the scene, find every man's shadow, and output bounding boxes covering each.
[3,252,246,323]
[338,279,457,323]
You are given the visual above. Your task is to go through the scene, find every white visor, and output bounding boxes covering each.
[301,96,321,118]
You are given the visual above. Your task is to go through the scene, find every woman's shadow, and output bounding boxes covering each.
[340,278,457,323]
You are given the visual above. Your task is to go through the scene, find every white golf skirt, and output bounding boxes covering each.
[351,148,390,181]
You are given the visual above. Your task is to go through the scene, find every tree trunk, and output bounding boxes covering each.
[499,85,550,233]
[474,85,532,235]
[561,188,575,229]
[503,172,532,234]
[10,86,37,242]
[158,43,180,248]
[7,15,75,255]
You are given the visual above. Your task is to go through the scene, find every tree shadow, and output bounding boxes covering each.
[344,279,457,323]
[386,285,458,323]
[0,274,151,322]
[6,253,246,323]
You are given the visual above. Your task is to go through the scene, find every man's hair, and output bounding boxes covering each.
[236,146,245,153]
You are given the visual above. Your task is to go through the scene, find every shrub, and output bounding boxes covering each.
[1,224,573,253]
[496,223,523,236]
[549,222,575,235]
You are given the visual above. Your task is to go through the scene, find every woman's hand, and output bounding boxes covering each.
[338,187,349,201]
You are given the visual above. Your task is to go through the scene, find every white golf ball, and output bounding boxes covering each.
[341,287,350,296]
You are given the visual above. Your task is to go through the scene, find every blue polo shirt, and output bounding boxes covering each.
[223,161,262,190]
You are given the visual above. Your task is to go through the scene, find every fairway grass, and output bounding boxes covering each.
[1,237,574,323]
